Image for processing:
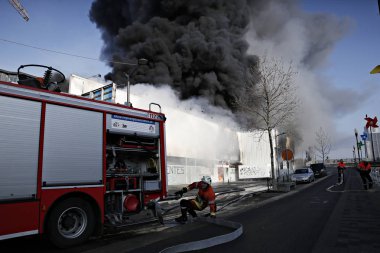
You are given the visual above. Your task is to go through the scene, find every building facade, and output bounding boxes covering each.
[68,75,284,185]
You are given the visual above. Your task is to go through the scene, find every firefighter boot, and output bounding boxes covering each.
[188,209,197,218]
[175,208,188,224]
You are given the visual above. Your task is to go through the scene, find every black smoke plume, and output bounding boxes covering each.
[89,0,258,110]
[90,0,355,156]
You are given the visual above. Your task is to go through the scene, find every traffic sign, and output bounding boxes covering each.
[281,149,293,161]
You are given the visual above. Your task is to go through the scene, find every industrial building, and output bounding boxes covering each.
[68,74,296,185]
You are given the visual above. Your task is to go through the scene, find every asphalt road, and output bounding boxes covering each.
[202,169,342,252]
[3,168,380,253]
[186,167,380,253]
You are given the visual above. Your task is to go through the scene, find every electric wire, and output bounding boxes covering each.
[0,37,137,66]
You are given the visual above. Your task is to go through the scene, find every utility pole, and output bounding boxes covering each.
[355,128,361,161]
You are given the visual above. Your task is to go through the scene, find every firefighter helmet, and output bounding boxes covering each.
[201,176,212,185]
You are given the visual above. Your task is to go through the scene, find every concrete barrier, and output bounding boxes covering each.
[275,182,296,192]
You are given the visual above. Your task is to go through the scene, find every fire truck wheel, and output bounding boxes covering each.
[46,197,95,248]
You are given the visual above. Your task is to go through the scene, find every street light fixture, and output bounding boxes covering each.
[354,128,361,161]
[124,58,148,107]
[370,65,380,74]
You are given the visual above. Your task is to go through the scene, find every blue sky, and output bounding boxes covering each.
[302,0,380,89]
[0,0,110,77]
[1,0,380,159]
[301,0,380,158]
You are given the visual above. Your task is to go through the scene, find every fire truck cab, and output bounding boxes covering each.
[0,65,167,247]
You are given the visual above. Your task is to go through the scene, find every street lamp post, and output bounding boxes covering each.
[124,58,148,107]
[354,128,361,161]
[275,132,286,182]
[362,133,368,159]
[353,146,356,164]
[368,66,380,160]
[370,126,376,162]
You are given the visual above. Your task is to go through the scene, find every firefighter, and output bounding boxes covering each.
[174,176,216,223]
[337,159,346,184]
[357,158,373,190]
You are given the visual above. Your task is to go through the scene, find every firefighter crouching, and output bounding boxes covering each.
[357,158,373,190]
[174,176,216,223]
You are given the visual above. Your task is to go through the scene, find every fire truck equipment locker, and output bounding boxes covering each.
[42,104,103,186]
[0,95,41,200]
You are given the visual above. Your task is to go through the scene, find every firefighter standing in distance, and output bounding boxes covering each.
[337,159,346,184]
[357,158,373,190]
[174,176,216,223]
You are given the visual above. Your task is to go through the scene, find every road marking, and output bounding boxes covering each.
[326,184,367,193]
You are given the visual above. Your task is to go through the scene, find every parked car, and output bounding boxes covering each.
[310,163,327,178]
[291,168,315,183]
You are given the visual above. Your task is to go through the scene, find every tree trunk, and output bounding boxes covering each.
[268,129,275,187]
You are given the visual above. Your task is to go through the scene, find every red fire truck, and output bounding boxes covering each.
[0,65,168,247]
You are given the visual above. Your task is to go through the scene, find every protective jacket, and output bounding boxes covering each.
[337,162,346,168]
[358,161,371,171]
[186,182,216,214]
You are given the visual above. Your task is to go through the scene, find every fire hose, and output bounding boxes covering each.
[152,196,244,253]
[159,217,242,253]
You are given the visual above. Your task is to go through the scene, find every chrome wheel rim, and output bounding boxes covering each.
[57,207,87,239]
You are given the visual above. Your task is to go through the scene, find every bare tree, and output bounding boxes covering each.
[234,56,298,185]
[314,127,331,162]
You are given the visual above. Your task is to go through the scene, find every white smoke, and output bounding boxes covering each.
[115,84,240,161]
[246,0,355,156]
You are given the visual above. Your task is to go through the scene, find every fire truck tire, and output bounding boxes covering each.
[46,197,95,248]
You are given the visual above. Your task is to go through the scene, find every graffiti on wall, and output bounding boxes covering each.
[167,165,185,175]
[238,165,270,179]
